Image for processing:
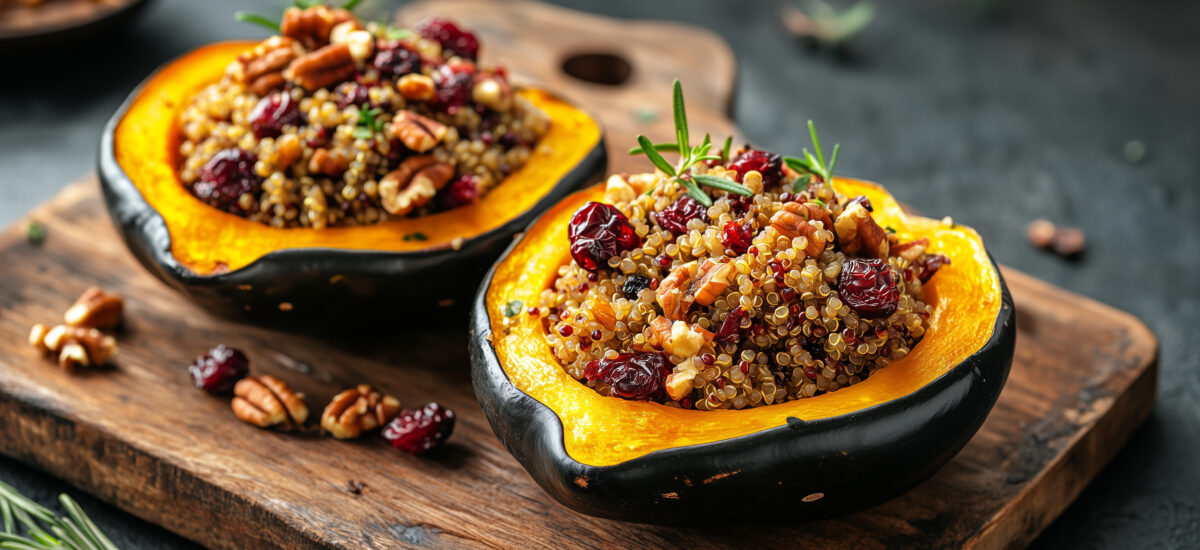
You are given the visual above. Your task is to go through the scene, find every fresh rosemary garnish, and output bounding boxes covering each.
[503,300,523,317]
[809,198,827,208]
[885,226,897,234]
[236,0,363,32]
[0,480,119,550]
[25,221,44,245]
[628,80,752,207]
[352,107,386,140]
[384,26,413,40]
[783,120,840,189]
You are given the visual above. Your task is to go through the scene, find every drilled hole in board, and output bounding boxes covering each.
[561,52,632,86]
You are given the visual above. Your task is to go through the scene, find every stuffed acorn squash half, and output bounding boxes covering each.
[471,82,1014,523]
[99,7,604,320]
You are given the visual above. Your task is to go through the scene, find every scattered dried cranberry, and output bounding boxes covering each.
[722,220,754,255]
[188,344,248,394]
[654,196,708,236]
[917,253,950,283]
[414,17,480,61]
[622,274,652,298]
[193,149,262,212]
[715,307,748,344]
[383,403,456,455]
[432,64,473,111]
[336,83,371,109]
[249,92,304,139]
[436,174,479,209]
[568,202,641,271]
[849,195,874,212]
[726,194,753,216]
[370,40,422,78]
[728,149,783,187]
[838,258,900,318]
[583,352,671,400]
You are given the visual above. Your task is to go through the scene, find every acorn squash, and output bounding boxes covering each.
[99,41,605,320]
[471,177,1014,523]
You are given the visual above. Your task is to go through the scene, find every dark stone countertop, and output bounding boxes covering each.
[1,0,1196,548]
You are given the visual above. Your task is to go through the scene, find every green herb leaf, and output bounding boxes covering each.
[827,142,840,183]
[341,0,363,10]
[679,178,712,207]
[809,198,827,208]
[637,136,676,176]
[692,174,753,196]
[234,11,281,32]
[885,226,897,234]
[672,80,689,155]
[384,26,413,40]
[503,300,523,317]
[807,120,825,169]
[791,174,812,193]
[402,232,428,242]
[628,142,680,155]
[25,222,44,245]
[721,136,733,161]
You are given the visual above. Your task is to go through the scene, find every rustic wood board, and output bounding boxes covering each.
[0,1,1158,548]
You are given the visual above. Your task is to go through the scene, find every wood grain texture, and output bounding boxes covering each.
[0,1,1158,548]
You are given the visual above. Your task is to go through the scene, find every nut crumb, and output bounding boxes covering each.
[345,479,366,495]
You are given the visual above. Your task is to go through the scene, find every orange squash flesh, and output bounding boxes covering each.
[113,41,601,275]
[485,178,1002,467]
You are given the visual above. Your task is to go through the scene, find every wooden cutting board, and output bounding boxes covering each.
[0,1,1157,548]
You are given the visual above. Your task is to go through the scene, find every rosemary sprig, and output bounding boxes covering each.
[0,480,118,550]
[352,107,386,140]
[628,80,751,207]
[236,0,363,32]
[783,120,840,192]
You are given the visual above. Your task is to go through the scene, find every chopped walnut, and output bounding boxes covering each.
[648,316,712,358]
[833,201,889,258]
[397,74,436,102]
[232,375,308,430]
[665,363,699,401]
[64,287,123,329]
[892,238,929,262]
[378,156,454,215]
[308,147,350,177]
[770,202,832,257]
[657,261,699,320]
[688,258,733,307]
[285,43,356,91]
[321,385,401,439]
[391,111,447,153]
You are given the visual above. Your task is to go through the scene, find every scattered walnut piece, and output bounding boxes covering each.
[234,36,303,97]
[1027,219,1056,248]
[771,202,834,257]
[657,261,699,320]
[397,74,435,101]
[30,324,117,371]
[391,111,447,153]
[1026,219,1087,258]
[665,364,699,402]
[688,259,733,307]
[285,43,356,91]
[648,316,712,358]
[833,201,889,258]
[280,5,355,50]
[891,238,929,262]
[232,375,309,430]
[378,156,455,215]
[64,287,123,329]
[309,147,350,177]
[321,384,402,439]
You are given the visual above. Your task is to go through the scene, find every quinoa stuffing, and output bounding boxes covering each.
[537,82,949,410]
[177,5,549,228]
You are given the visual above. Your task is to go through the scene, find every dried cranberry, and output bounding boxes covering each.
[715,307,748,344]
[722,220,754,255]
[726,194,753,216]
[383,403,456,455]
[370,40,422,78]
[654,196,707,236]
[436,174,479,209]
[414,17,480,61]
[432,64,473,111]
[583,352,671,400]
[728,149,783,187]
[336,83,371,109]
[849,195,873,212]
[567,202,641,271]
[193,149,262,212]
[187,344,248,394]
[917,253,950,283]
[838,258,900,318]
[249,92,304,139]
[622,275,652,298]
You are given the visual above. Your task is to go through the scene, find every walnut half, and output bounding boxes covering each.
[834,201,889,258]
[321,385,401,439]
[378,156,455,216]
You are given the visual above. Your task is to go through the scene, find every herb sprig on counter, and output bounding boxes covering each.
[629,80,752,207]
[784,120,840,192]
[0,480,119,550]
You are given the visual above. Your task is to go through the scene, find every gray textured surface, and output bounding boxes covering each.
[1,0,1197,548]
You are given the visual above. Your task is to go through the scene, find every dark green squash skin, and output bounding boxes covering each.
[97,73,606,325]
[470,245,1015,524]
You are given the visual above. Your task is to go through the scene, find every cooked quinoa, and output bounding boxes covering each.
[177,8,549,228]
[538,149,949,411]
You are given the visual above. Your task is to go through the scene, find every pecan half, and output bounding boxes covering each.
[308,147,350,177]
[397,74,435,102]
[64,287,123,329]
[378,156,455,216]
[321,384,401,439]
[771,202,832,257]
[834,201,889,258]
[235,36,303,97]
[281,5,356,50]
[285,43,356,91]
[232,375,309,430]
[657,261,699,320]
[30,324,117,371]
[391,111,447,153]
